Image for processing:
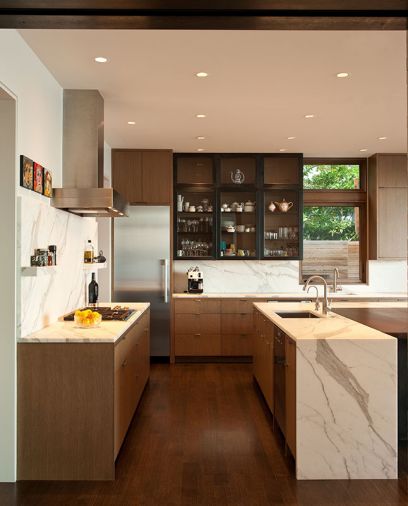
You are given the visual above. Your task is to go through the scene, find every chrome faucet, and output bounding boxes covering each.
[307,285,320,311]
[303,275,330,315]
[333,267,342,292]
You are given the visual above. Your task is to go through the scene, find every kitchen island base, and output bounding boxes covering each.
[17,306,150,481]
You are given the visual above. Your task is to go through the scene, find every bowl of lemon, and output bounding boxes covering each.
[74,309,102,328]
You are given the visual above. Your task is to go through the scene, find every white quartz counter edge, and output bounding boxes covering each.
[172,292,407,300]
[253,302,397,342]
[18,303,150,344]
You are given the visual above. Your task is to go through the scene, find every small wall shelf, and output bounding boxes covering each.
[83,262,107,271]
[21,266,57,276]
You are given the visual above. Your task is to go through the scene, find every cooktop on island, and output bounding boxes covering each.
[64,306,136,321]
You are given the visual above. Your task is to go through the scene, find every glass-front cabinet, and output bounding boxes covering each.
[173,153,303,260]
[219,190,258,258]
[263,189,300,258]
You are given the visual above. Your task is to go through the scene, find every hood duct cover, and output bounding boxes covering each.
[52,89,128,217]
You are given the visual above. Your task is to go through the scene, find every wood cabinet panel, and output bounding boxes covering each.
[253,311,274,412]
[142,150,172,204]
[220,298,254,314]
[377,154,407,188]
[174,298,221,314]
[176,156,214,184]
[264,156,300,185]
[285,336,296,457]
[221,333,253,356]
[221,313,253,334]
[175,334,221,356]
[377,188,407,259]
[174,313,220,334]
[18,343,115,480]
[112,150,143,204]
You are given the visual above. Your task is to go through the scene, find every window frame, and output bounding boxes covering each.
[301,158,368,285]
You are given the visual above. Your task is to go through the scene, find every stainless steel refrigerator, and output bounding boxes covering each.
[113,206,170,357]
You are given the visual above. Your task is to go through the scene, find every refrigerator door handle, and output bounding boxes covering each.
[162,258,169,304]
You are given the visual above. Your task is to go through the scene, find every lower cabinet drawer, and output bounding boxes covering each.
[221,333,253,356]
[175,334,221,356]
[174,313,220,334]
[221,313,253,334]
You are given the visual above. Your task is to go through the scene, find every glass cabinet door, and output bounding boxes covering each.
[263,189,300,259]
[175,189,215,258]
[219,191,258,258]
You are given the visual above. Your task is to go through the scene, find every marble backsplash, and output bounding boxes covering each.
[173,259,407,294]
[18,196,97,337]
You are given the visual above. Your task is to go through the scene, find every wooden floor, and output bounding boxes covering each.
[2,363,408,506]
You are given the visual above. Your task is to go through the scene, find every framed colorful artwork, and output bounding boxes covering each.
[33,162,44,194]
[43,168,53,198]
[20,155,33,190]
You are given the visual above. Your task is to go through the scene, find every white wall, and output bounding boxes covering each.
[0,94,17,483]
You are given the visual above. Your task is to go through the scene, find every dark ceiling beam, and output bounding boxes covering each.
[0,1,406,29]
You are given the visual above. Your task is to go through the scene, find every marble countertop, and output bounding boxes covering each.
[173,292,407,299]
[18,303,150,344]
[253,302,397,342]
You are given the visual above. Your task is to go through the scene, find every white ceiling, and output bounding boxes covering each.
[20,29,406,157]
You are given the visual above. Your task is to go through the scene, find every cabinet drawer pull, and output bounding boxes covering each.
[194,299,201,302]
[194,333,201,337]
[121,359,128,368]
[239,300,247,303]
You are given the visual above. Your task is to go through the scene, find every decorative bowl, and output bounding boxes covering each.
[74,310,102,328]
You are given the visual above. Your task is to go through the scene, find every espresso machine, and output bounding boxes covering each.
[187,266,204,294]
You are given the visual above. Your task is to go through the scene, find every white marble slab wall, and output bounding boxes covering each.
[296,337,397,479]
[174,260,301,293]
[18,196,98,337]
[173,260,407,294]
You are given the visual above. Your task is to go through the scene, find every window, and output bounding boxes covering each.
[301,159,367,284]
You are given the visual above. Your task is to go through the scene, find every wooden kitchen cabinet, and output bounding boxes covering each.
[285,335,296,457]
[111,150,143,204]
[253,309,274,412]
[112,149,172,205]
[18,310,150,481]
[114,310,150,459]
[173,297,258,359]
[368,153,408,260]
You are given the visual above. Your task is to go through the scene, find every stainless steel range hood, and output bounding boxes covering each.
[52,90,128,218]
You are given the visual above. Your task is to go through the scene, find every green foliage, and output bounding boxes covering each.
[303,164,360,241]
[304,164,359,190]
[303,207,359,241]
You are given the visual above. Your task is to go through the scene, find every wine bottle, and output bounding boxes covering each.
[88,273,99,305]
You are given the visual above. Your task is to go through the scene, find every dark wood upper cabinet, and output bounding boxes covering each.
[112,150,143,204]
[264,156,300,185]
[141,150,172,204]
[112,149,172,205]
[176,156,214,185]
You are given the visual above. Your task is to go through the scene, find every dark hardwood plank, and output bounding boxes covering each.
[2,363,408,505]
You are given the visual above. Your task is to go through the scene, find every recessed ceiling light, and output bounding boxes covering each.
[196,148,205,152]
[94,56,108,63]
[279,148,287,152]
[287,136,296,140]
[336,72,349,78]
[360,148,368,152]
[127,121,136,125]
[196,114,206,118]
[196,72,208,78]
[304,114,315,119]
[378,136,387,140]
[196,136,206,140]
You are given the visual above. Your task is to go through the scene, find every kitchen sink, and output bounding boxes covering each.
[275,311,320,319]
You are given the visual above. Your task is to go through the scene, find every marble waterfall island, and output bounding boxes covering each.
[254,302,397,480]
